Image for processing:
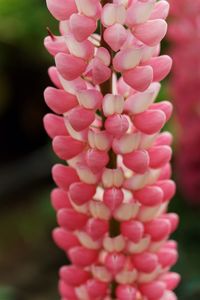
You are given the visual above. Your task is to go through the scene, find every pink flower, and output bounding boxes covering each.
[169,0,200,204]
[44,0,180,299]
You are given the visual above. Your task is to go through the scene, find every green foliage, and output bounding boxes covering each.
[169,195,200,299]
[0,286,15,300]
[0,0,57,60]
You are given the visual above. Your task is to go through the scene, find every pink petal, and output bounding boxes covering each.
[70,14,97,42]
[44,35,68,56]
[159,272,181,291]
[123,150,150,174]
[69,182,96,205]
[52,135,85,160]
[105,114,129,137]
[157,180,176,202]
[86,218,109,240]
[126,1,155,26]
[51,164,79,190]
[132,109,166,134]
[113,48,141,72]
[48,66,62,88]
[55,53,87,81]
[65,34,95,60]
[154,132,173,146]
[75,0,102,19]
[57,208,88,230]
[88,129,113,151]
[103,188,124,212]
[52,228,80,251]
[91,58,112,85]
[66,106,95,131]
[101,3,126,27]
[86,279,108,298]
[69,246,98,267]
[121,220,144,243]
[116,285,137,300]
[162,213,179,233]
[77,89,103,109]
[150,0,170,20]
[44,87,78,114]
[51,188,72,211]
[148,145,172,169]
[123,66,153,92]
[132,252,158,273]
[60,266,90,286]
[124,89,155,115]
[117,76,134,98]
[60,77,87,95]
[165,241,177,250]
[43,114,67,138]
[105,253,126,275]
[59,280,78,300]
[46,0,77,20]
[157,248,178,268]
[134,185,164,206]
[104,24,128,52]
[139,281,165,300]
[150,101,173,122]
[145,218,171,241]
[159,163,172,180]
[133,19,167,47]
[96,47,111,66]
[86,149,109,172]
[147,55,172,82]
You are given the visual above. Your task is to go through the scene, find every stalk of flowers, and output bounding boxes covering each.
[44,0,180,299]
[168,0,200,204]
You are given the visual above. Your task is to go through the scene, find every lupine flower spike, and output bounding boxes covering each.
[168,0,200,204]
[44,0,180,299]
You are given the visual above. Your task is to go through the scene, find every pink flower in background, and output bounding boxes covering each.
[169,0,200,204]
[44,0,180,299]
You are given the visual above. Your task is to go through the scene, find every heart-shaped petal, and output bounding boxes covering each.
[53,135,85,160]
[70,13,97,42]
[55,53,87,81]
[44,87,78,114]
[133,19,167,47]
[43,114,67,138]
[66,106,95,131]
[46,0,77,20]
[123,66,153,92]
[52,164,79,190]
[123,150,150,174]
[104,24,128,52]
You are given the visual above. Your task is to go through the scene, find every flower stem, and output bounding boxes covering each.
[100,2,119,298]
[100,1,113,126]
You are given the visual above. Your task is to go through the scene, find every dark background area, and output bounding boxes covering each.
[0,1,200,299]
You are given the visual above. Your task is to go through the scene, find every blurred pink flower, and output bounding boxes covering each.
[44,0,180,299]
[169,0,200,204]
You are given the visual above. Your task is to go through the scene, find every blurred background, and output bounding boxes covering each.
[0,0,200,299]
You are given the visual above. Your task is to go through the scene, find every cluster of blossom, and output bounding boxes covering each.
[44,0,180,299]
[168,0,200,203]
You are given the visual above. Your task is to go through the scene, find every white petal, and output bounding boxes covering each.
[116,269,137,284]
[114,203,140,221]
[138,266,161,283]
[89,200,111,220]
[92,266,112,282]
[127,236,150,254]
[75,231,100,249]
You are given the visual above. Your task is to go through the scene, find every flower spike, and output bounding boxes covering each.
[44,0,179,299]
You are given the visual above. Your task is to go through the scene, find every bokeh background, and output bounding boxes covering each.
[0,1,200,299]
